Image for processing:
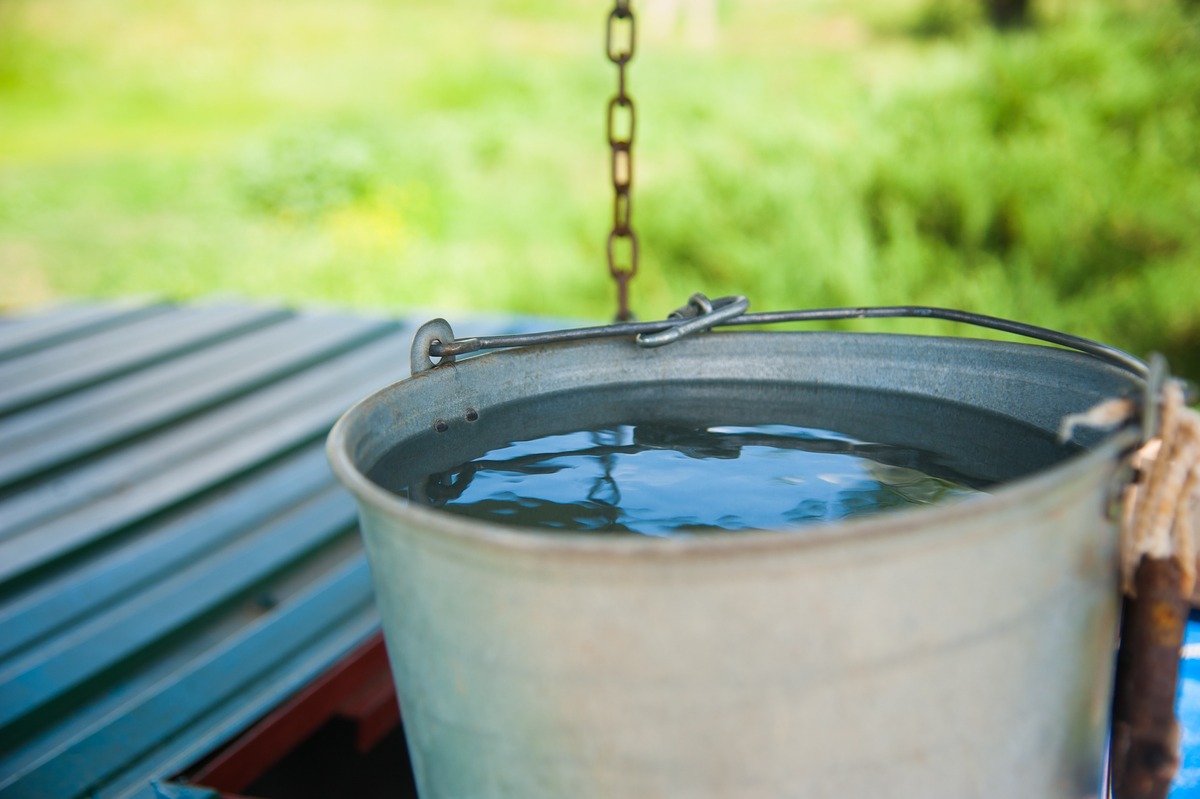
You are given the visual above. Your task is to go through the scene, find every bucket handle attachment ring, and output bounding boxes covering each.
[411,319,457,375]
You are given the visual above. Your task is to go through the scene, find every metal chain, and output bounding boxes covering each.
[606,0,637,321]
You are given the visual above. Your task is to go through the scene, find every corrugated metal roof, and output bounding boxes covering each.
[0,301,526,799]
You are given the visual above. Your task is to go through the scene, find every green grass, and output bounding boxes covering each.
[1,0,1198,378]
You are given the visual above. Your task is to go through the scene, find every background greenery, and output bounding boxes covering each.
[1,0,1197,378]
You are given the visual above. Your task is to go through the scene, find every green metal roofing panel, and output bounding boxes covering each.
[0,301,528,799]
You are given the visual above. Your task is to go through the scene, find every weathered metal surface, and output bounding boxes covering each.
[330,331,1142,799]
[0,301,534,799]
[1113,558,1190,799]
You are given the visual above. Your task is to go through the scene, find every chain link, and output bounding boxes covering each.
[606,0,637,321]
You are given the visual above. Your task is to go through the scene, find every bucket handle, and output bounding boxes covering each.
[419,294,1153,378]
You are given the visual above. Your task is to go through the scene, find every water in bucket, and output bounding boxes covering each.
[368,383,1077,535]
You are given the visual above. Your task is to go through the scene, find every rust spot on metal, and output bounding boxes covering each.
[1111,556,1186,799]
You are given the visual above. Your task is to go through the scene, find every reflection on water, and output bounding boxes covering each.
[396,423,985,537]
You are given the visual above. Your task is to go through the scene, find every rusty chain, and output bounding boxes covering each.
[606,0,637,321]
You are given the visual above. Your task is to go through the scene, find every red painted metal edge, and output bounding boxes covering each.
[338,668,402,753]
[187,631,397,792]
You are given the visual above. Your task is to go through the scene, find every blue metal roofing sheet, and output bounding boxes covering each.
[0,302,169,362]
[0,304,288,415]
[0,301,527,799]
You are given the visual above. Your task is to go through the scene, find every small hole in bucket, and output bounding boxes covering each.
[434,420,449,433]
[465,409,479,422]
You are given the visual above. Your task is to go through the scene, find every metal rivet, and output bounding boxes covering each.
[465,409,479,422]
[434,420,449,433]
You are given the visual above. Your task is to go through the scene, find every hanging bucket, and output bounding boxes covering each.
[327,328,1142,798]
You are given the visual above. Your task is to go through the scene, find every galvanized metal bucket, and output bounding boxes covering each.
[327,331,1142,799]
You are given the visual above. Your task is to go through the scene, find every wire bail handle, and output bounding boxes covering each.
[417,292,1151,381]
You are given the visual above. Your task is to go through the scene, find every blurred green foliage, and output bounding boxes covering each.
[0,0,1197,378]
[238,130,378,219]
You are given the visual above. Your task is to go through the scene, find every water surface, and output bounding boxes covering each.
[381,422,986,536]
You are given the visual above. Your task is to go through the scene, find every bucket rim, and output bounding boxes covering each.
[327,330,1141,559]
[329,430,1134,561]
